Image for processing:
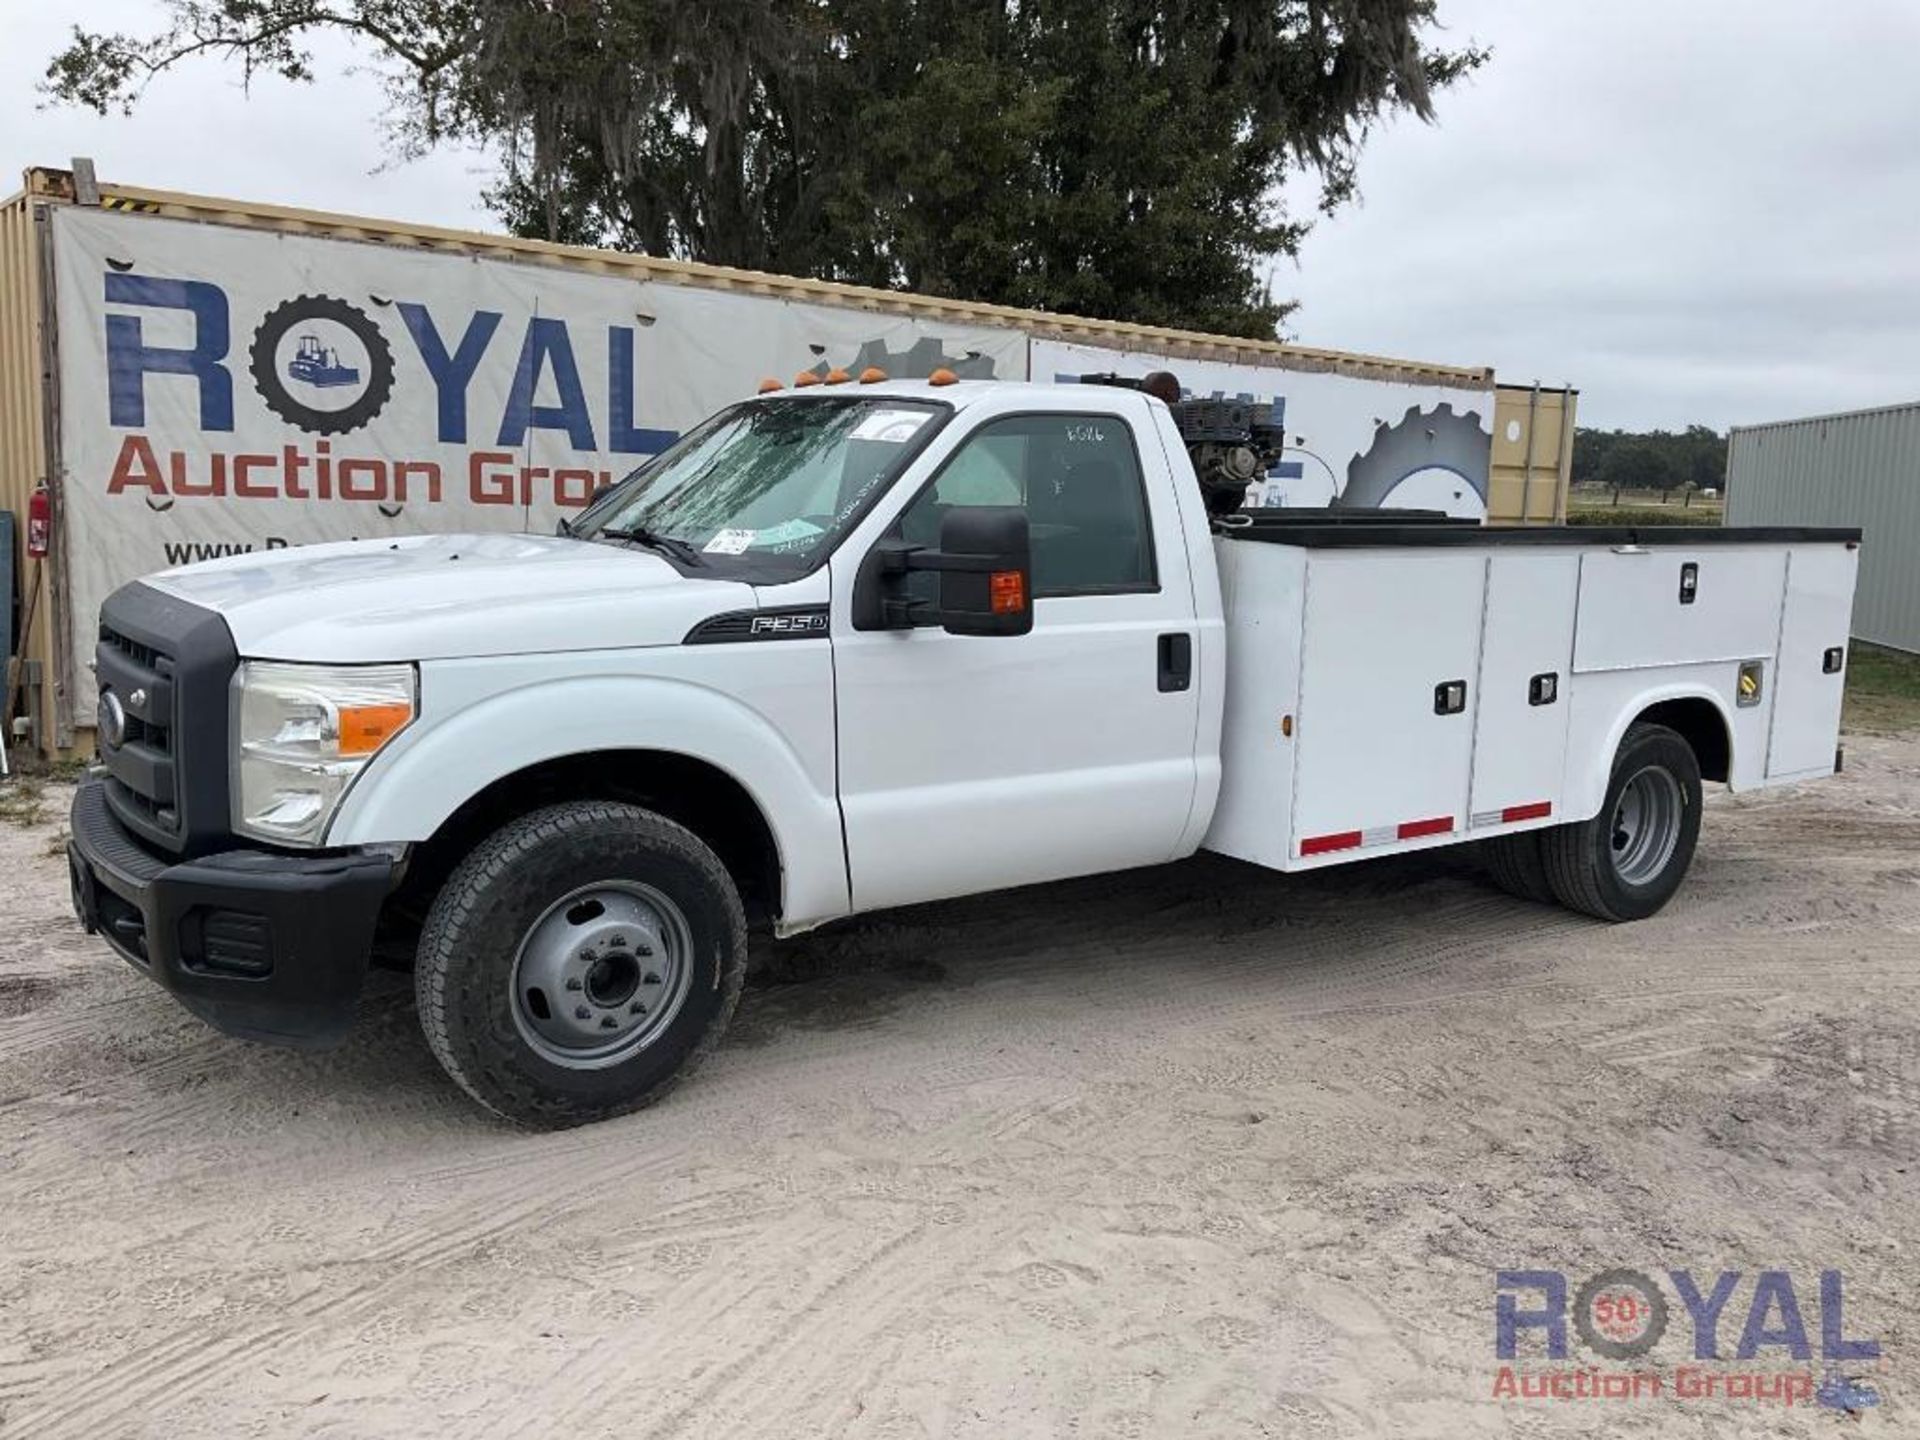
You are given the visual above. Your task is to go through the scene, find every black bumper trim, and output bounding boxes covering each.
[68,778,396,1048]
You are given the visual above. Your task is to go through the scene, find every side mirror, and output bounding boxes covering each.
[929,506,1032,637]
[851,505,1033,635]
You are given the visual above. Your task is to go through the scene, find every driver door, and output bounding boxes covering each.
[830,407,1202,913]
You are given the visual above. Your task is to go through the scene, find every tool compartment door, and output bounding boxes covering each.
[1290,551,1487,858]
[1573,547,1786,673]
[1766,545,1857,780]
[1469,552,1579,826]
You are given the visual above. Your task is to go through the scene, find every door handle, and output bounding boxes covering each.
[1157,633,1192,692]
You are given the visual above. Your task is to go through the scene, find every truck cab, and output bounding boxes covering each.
[67,377,1860,1127]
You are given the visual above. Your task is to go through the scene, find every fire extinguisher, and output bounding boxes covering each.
[26,484,50,559]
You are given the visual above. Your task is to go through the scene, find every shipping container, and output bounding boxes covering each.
[1727,401,1918,654]
[1,163,1574,756]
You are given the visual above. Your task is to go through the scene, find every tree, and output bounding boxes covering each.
[1575,425,1726,499]
[44,1,1486,339]
[1597,440,1684,501]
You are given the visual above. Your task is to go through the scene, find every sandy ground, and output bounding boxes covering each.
[0,739,1915,1439]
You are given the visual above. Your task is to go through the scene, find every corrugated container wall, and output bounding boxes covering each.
[1490,384,1577,524]
[1727,403,1920,654]
[0,188,54,752]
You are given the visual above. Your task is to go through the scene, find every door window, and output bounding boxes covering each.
[894,413,1156,599]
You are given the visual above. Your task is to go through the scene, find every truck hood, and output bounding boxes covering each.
[142,533,758,662]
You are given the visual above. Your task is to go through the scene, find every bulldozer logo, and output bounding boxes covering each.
[249,294,396,436]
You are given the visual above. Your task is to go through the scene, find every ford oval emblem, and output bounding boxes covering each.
[98,689,127,750]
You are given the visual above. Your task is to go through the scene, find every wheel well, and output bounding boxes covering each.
[379,751,784,955]
[1635,697,1731,783]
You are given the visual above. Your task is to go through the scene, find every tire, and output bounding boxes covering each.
[416,801,747,1127]
[1541,722,1703,922]
[1482,830,1556,904]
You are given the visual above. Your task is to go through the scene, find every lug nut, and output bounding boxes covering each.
[565,976,583,991]
[574,1005,592,1020]
[629,1001,647,1016]
[578,948,597,963]
[607,934,627,950]
[599,1015,618,1029]
[643,973,660,986]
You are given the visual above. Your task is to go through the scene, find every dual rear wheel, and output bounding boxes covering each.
[1483,722,1704,922]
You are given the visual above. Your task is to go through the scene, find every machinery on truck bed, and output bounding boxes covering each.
[67,372,1859,1127]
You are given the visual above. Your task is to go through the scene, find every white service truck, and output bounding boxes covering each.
[67,373,1860,1126]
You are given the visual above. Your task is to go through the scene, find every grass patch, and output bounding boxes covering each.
[1844,642,1920,734]
[0,778,47,828]
[1567,506,1723,527]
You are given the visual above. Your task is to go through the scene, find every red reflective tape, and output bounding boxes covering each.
[1502,801,1554,823]
[1301,830,1364,856]
[1396,816,1454,841]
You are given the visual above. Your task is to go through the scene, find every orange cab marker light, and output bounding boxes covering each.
[990,570,1026,615]
[757,377,783,394]
[928,367,959,387]
[793,370,823,387]
[825,367,851,385]
[339,702,411,757]
[859,366,888,384]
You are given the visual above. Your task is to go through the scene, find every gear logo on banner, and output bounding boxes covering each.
[249,294,396,435]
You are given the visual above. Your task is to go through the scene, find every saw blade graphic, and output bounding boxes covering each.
[1337,402,1491,509]
[806,335,998,381]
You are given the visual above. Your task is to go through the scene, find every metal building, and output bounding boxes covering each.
[1727,401,1920,654]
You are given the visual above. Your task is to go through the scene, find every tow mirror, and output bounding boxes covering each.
[928,506,1032,637]
[851,505,1033,635]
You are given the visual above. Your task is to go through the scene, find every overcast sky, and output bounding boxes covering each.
[7,0,1918,431]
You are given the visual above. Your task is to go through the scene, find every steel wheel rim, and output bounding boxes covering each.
[509,880,694,1069]
[1610,766,1683,886]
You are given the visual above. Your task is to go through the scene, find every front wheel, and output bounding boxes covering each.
[416,801,747,1127]
[1541,722,1703,922]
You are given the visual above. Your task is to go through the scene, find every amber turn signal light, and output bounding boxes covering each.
[989,570,1026,615]
[859,367,888,383]
[793,370,823,387]
[338,701,413,756]
[757,377,782,394]
[928,368,959,387]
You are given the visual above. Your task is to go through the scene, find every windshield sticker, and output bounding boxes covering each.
[702,528,756,555]
[850,409,933,443]
[751,517,825,550]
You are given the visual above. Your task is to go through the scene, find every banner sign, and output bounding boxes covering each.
[51,207,1026,711]
[50,207,1491,721]
[1031,338,1494,514]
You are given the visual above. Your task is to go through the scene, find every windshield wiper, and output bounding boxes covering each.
[600,525,705,566]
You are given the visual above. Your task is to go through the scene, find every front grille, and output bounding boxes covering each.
[102,627,173,756]
[94,583,239,857]
[98,622,180,834]
[102,626,160,671]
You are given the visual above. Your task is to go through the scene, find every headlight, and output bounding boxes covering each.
[233,661,416,845]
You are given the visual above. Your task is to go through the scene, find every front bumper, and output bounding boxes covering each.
[67,777,396,1047]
